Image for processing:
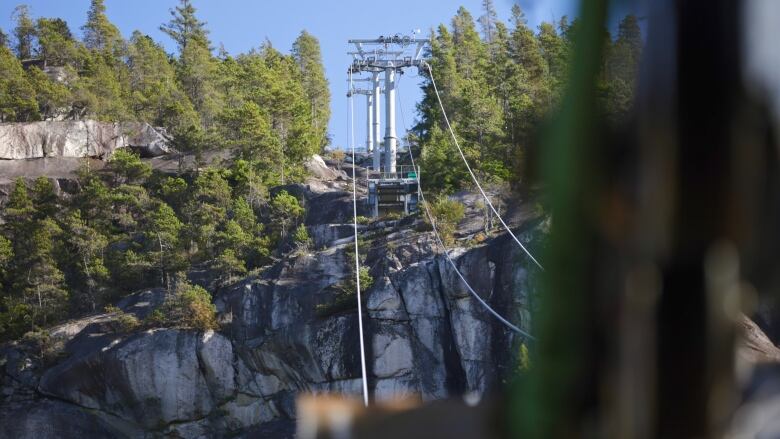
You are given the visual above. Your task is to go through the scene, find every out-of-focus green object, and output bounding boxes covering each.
[511,0,608,437]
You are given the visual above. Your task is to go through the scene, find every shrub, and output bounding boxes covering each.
[330,149,346,169]
[104,305,140,333]
[22,329,65,364]
[0,301,33,342]
[355,215,370,225]
[212,249,248,285]
[146,282,218,331]
[293,224,311,249]
[426,196,466,246]
[315,267,374,317]
[383,211,402,221]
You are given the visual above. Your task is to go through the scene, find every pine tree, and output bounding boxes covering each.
[144,201,183,289]
[21,217,68,327]
[106,149,152,185]
[0,236,12,291]
[270,190,304,238]
[160,0,210,52]
[127,31,198,130]
[12,5,36,60]
[176,40,220,126]
[509,5,546,82]
[451,7,488,80]
[161,0,220,127]
[63,211,109,311]
[503,7,549,180]
[3,180,67,328]
[82,0,124,57]
[183,168,231,258]
[73,52,132,121]
[292,30,331,149]
[478,0,499,45]
[30,177,58,220]
[35,18,78,66]
[0,46,39,122]
[537,22,568,92]
[27,66,71,120]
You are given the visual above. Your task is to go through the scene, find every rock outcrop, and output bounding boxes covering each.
[0,213,544,438]
[0,155,546,437]
[0,121,170,160]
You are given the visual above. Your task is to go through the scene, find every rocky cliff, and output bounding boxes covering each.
[0,121,170,160]
[0,160,544,438]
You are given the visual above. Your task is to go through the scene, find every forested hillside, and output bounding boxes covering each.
[0,1,641,343]
[0,0,330,340]
[416,4,641,192]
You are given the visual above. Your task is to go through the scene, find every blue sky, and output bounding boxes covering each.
[0,0,644,150]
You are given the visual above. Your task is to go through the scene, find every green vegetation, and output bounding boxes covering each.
[316,266,373,317]
[517,342,532,373]
[0,0,330,341]
[104,305,141,333]
[0,150,289,340]
[293,224,312,249]
[417,3,642,193]
[0,0,329,180]
[426,196,466,246]
[147,282,218,331]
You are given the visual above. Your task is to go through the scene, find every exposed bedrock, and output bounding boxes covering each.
[0,121,169,160]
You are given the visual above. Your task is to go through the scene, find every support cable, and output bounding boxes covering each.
[395,76,535,340]
[423,62,544,271]
[348,69,370,406]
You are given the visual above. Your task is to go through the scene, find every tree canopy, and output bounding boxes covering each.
[416,7,643,193]
[0,0,331,341]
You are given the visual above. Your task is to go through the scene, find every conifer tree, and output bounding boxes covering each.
[63,211,109,311]
[21,217,68,327]
[27,66,71,120]
[76,1,131,121]
[12,5,36,60]
[0,46,39,122]
[161,0,220,127]
[160,0,210,52]
[478,0,499,45]
[270,190,304,238]
[3,180,67,328]
[537,21,568,92]
[73,52,132,121]
[144,201,183,289]
[292,30,331,149]
[451,7,488,80]
[177,40,220,126]
[127,31,198,130]
[0,236,12,290]
[82,0,124,57]
[35,18,77,65]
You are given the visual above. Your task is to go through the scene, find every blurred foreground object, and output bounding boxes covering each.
[296,394,497,439]
[513,0,780,438]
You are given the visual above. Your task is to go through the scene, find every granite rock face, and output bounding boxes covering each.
[0,173,545,438]
[0,121,169,160]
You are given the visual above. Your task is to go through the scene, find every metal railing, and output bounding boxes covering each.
[365,165,419,181]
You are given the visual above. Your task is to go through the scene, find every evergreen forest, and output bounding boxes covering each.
[0,0,641,340]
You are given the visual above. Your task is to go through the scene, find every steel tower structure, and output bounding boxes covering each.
[348,34,429,174]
